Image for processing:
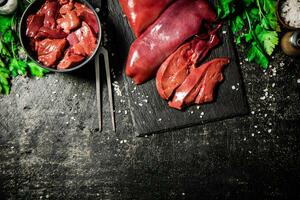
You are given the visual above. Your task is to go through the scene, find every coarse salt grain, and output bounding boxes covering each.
[260,96,266,100]
[281,0,300,28]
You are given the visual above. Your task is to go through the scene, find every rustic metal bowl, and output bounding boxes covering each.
[19,0,102,72]
[276,0,300,31]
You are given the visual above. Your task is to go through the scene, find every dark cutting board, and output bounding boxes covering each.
[107,0,248,136]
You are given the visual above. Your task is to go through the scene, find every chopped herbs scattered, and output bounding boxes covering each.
[217,0,280,69]
[0,5,49,95]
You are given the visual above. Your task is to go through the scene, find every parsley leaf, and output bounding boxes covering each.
[255,25,278,56]
[0,15,12,35]
[217,0,280,69]
[0,67,10,95]
[231,16,245,34]
[217,0,235,19]
[247,42,269,69]
[0,40,11,57]
[28,62,49,77]
[9,58,27,77]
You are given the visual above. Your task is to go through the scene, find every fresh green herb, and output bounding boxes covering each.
[217,0,280,69]
[28,62,49,77]
[0,7,49,95]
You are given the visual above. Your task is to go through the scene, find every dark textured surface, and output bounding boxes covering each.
[1,0,300,199]
[110,0,248,136]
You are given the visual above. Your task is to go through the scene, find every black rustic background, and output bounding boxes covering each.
[1,0,300,199]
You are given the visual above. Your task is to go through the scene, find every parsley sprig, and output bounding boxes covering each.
[217,0,280,69]
[0,9,49,95]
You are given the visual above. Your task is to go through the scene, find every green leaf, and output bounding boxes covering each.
[266,12,280,32]
[0,67,10,95]
[0,57,5,68]
[0,40,11,57]
[242,0,255,7]
[255,25,278,55]
[231,16,245,33]
[217,0,235,19]
[9,58,27,77]
[261,0,276,13]
[3,30,14,44]
[247,42,269,69]
[236,33,253,44]
[27,61,49,77]
[0,15,12,35]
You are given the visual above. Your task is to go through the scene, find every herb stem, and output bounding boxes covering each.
[256,0,265,20]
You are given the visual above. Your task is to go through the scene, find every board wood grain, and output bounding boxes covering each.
[107,0,249,136]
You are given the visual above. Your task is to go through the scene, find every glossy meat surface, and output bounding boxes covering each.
[25,0,99,69]
[26,14,44,38]
[37,38,67,67]
[71,22,97,56]
[156,25,221,100]
[35,27,68,39]
[125,0,216,84]
[168,58,230,110]
[119,0,173,36]
[74,2,99,34]
[38,1,58,29]
[57,10,81,33]
[58,48,85,69]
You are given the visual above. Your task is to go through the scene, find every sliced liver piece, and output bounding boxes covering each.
[57,10,81,33]
[35,27,67,39]
[168,58,230,110]
[71,22,97,56]
[37,38,67,67]
[26,14,44,38]
[74,2,99,34]
[38,1,59,29]
[58,48,85,70]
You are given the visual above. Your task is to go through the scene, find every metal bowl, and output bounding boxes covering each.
[276,0,300,31]
[19,0,102,72]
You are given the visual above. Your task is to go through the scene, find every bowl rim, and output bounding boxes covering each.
[276,0,300,31]
[19,0,102,73]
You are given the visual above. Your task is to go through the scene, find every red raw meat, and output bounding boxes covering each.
[26,14,44,38]
[156,24,222,100]
[74,2,99,34]
[35,27,68,39]
[58,48,85,69]
[38,1,59,29]
[67,32,79,45]
[59,2,74,14]
[71,22,97,56]
[57,10,81,33]
[168,58,230,110]
[59,0,70,5]
[125,0,216,85]
[37,38,67,67]
[119,0,174,37]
